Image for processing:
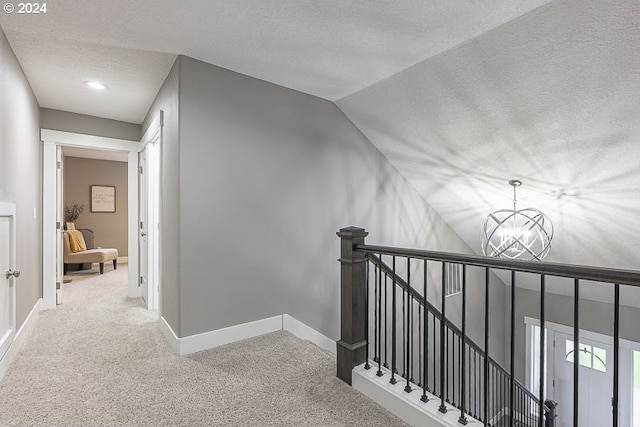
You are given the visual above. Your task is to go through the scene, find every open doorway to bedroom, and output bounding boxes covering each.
[62,147,129,275]
[60,147,129,291]
[42,120,162,315]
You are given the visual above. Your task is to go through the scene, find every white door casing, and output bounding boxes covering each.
[41,116,163,312]
[0,203,17,361]
[41,130,143,309]
[55,146,63,304]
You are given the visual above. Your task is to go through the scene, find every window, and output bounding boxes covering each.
[444,263,463,297]
[565,340,607,373]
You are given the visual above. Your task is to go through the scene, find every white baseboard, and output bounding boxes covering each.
[160,314,335,357]
[159,316,180,355]
[0,298,42,382]
[282,314,336,354]
[117,256,128,264]
[352,363,478,427]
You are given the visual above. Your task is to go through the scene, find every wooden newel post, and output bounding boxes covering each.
[544,400,558,427]
[336,226,369,385]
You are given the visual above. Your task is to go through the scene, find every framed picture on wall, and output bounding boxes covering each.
[91,185,116,213]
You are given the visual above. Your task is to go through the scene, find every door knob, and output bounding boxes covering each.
[141,231,147,237]
[6,269,20,279]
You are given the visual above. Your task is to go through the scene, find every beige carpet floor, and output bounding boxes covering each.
[0,266,408,427]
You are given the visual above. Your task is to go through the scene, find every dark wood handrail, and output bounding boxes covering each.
[367,252,548,412]
[358,244,640,286]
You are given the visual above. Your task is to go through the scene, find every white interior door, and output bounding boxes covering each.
[553,331,617,427]
[0,204,16,361]
[138,121,161,311]
[139,148,149,308]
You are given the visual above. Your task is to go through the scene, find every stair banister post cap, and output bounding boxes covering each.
[336,226,368,238]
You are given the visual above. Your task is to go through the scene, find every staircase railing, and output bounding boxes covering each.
[366,252,547,426]
[336,227,640,427]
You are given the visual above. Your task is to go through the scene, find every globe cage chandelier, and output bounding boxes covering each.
[481,180,554,261]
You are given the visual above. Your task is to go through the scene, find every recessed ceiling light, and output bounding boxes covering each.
[85,81,107,90]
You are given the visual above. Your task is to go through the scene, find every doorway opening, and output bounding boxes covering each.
[61,147,129,279]
[41,116,162,314]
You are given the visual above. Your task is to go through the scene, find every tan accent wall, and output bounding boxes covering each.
[63,157,128,256]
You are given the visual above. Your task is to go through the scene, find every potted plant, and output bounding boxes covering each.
[64,202,84,229]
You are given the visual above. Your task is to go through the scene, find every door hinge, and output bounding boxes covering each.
[140,221,144,229]
[56,221,61,230]
[139,276,143,286]
[56,161,61,169]
[138,166,143,174]
[553,339,556,348]
[553,379,555,388]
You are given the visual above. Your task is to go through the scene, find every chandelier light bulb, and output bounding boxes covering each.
[481,180,553,261]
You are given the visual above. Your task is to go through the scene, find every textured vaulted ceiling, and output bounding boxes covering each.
[337,0,640,272]
[0,0,551,122]
[2,0,640,301]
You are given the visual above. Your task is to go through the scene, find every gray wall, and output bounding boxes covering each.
[143,57,180,332]
[0,28,42,329]
[63,157,128,256]
[41,108,141,141]
[143,55,507,352]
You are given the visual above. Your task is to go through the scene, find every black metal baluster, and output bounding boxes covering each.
[376,260,383,376]
[516,387,524,422]
[447,325,450,404]
[484,267,490,426]
[390,256,398,385]
[400,288,407,378]
[473,349,477,417]
[498,373,502,424]
[456,332,459,407]
[384,270,388,369]
[422,258,429,402]
[459,265,468,424]
[439,262,447,413]
[402,283,406,379]
[410,295,414,384]
[573,278,579,426]
[510,270,516,427]
[613,283,620,427]
[493,365,497,426]
[405,258,412,392]
[539,275,546,427]
[504,372,507,425]
[451,328,455,406]
[521,389,524,424]
[494,365,497,426]
[365,256,371,370]
[407,258,416,382]
[469,348,472,417]
[374,263,378,365]
[433,311,436,393]
[419,303,422,387]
